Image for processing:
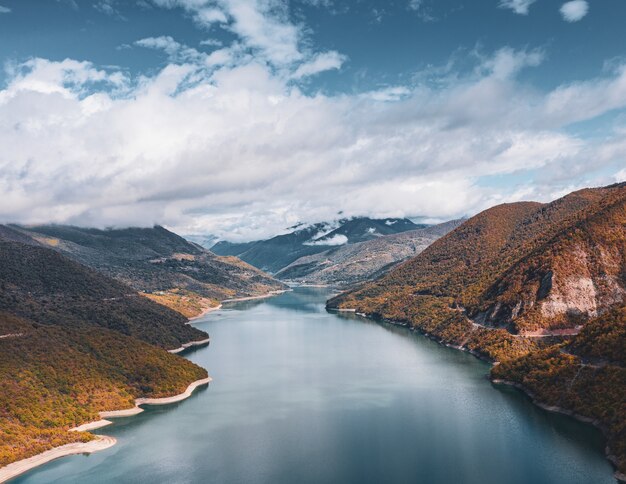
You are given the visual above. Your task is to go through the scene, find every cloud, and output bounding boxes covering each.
[0,5,11,13]
[479,47,544,79]
[1,48,625,240]
[150,0,301,65]
[291,51,346,79]
[560,0,589,22]
[499,0,536,15]
[200,38,223,47]
[94,0,125,18]
[304,234,348,246]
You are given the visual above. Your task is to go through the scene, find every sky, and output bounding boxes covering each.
[0,0,625,241]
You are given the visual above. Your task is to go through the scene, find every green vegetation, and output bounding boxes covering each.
[0,236,209,467]
[8,224,286,302]
[0,240,207,349]
[0,313,207,466]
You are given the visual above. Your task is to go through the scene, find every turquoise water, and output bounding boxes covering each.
[12,288,616,483]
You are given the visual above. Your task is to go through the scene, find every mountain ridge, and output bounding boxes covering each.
[212,217,426,273]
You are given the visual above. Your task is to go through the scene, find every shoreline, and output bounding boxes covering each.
[337,307,625,483]
[188,304,223,321]
[168,337,211,354]
[0,377,212,483]
[0,436,116,483]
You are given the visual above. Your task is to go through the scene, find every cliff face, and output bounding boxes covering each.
[473,187,625,333]
[331,183,626,336]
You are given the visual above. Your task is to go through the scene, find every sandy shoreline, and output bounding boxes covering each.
[0,377,212,483]
[168,337,211,354]
[0,436,116,483]
[188,303,223,321]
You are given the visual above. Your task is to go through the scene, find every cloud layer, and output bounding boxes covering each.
[1,43,625,241]
[0,1,623,241]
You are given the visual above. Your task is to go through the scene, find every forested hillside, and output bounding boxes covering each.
[328,182,626,477]
[0,237,210,467]
[5,224,286,317]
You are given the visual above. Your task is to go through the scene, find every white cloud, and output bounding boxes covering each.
[305,234,348,246]
[363,86,411,102]
[560,0,589,22]
[291,51,346,79]
[0,5,11,13]
[200,38,223,47]
[150,0,301,65]
[1,48,625,240]
[499,0,536,15]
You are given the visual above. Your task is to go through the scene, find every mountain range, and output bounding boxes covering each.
[2,224,287,317]
[211,217,426,274]
[328,182,626,478]
[276,219,464,287]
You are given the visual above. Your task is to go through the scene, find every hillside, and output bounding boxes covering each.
[0,312,207,467]
[0,238,207,349]
[6,224,286,316]
[328,182,626,477]
[0,238,210,467]
[212,217,425,273]
[276,219,463,287]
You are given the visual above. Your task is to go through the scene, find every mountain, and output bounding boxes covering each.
[276,219,464,287]
[328,182,626,478]
[212,217,425,274]
[6,224,287,317]
[0,237,208,349]
[183,233,219,250]
[0,236,208,467]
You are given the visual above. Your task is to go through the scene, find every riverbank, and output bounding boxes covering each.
[336,308,625,483]
[168,337,211,354]
[0,436,116,483]
[188,304,222,321]
[0,377,212,483]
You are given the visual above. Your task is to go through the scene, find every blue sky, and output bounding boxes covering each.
[0,0,625,240]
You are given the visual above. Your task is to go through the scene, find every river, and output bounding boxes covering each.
[12,287,616,483]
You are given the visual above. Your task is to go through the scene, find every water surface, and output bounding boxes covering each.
[13,288,616,484]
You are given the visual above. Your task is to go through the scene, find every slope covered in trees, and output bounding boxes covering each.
[0,239,207,349]
[0,236,212,467]
[328,182,626,477]
[0,312,207,466]
[6,224,286,314]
